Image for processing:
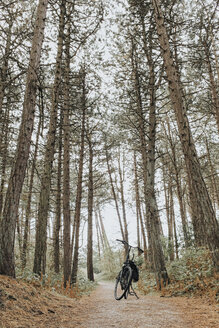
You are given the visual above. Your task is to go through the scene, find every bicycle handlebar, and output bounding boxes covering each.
[116,239,144,253]
[116,239,128,245]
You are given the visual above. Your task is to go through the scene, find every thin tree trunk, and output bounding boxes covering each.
[136,203,140,253]
[145,64,168,286]
[63,24,71,287]
[98,206,110,249]
[152,0,219,271]
[0,107,9,215]
[131,34,168,285]
[131,40,152,263]
[204,41,219,133]
[0,0,48,277]
[33,0,66,275]
[164,121,190,248]
[211,36,219,85]
[16,214,23,261]
[118,151,129,244]
[139,16,168,284]
[105,148,125,241]
[71,70,86,284]
[133,152,147,261]
[172,205,179,260]
[168,181,174,261]
[139,208,148,263]
[205,139,219,208]
[95,209,104,250]
[53,115,62,274]
[87,135,94,281]
[95,211,101,259]
[21,115,41,269]
[0,18,12,129]
[70,216,76,268]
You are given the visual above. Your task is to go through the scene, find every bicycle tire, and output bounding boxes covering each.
[114,266,132,300]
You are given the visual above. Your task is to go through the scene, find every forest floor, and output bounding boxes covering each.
[0,276,219,328]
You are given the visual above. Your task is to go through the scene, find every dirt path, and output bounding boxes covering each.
[65,281,218,328]
[1,279,219,328]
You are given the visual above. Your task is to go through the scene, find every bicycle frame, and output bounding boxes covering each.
[114,239,143,300]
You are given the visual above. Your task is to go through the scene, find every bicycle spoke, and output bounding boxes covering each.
[114,266,132,300]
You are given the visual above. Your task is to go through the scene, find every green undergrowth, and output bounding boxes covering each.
[138,247,219,303]
[16,269,97,299]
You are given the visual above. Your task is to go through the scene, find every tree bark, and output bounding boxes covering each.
[135,14,168,284]
[145,60,168,286]
[0,16,12,128]
[95,210,101,259]
[152,0,219,271]
[172,202,179,260]
[105,147,125,241]
[63,24,71,287]
[0,106,9,215]
[95,209,104,250]
[71,70,86,284]
[53,115,62,274]
[163,121,190,248]
[131,33,168,285]
[131,40,152,263]
[134,152,148,262]
[87,134,94,281]
[118,151,129,244]
[33,0,66,275]
[168,180,174,261]
[21,114,41,269]
[205,42,219,134]
[0,0,48,277]
[205,139,219,209]
[98,206,110,249]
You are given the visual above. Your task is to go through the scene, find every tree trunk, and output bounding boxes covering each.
[145,62,168,286]
[173,204,179,260]
[136,202,140,254]
[133,152,148,262]
[118,151,129,244]
[0,107,9,215]
[152,0,219,271]
[71,70,86,284]
[204,41,219,134]
[98,206,110,249]
[105,147,125,241]
[0,0,48,277]
[0,17,12,128]
[21,114,41,269]
[53,115,62,274]
[138,15,168,284]
[87,134,94,282]
[205,139,219,209]
[131,33,168,285]
[16,213,23,261]
[131,40,152,263]
[63,24,71,287]
[95,211,101,259]
[33,0,66,275]
[168,181,174,261]
[164,120,190,248]
[95,209,104,250]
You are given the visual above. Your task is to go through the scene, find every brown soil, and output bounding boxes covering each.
[0,277,218,328]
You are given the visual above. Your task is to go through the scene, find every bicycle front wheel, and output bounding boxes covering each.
[114,266,132,300]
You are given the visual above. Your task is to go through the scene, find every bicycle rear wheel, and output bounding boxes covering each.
[114,266,132,300]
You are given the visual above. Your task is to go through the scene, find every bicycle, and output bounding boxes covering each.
[114,239,143,301]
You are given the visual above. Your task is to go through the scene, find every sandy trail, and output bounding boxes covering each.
[57,281,219,328]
